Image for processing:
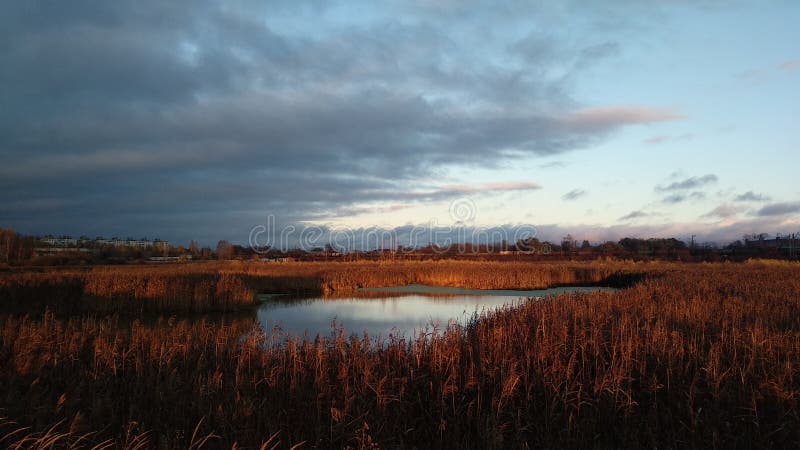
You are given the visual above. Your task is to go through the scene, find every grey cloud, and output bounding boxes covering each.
[779,60,800,72]
[662,194,685,204]
[255,213,800,251]
[738,59,800,81]
[330,182,542,205]
[619,210,649,221]
[735,191,770,202]
[511,33,618,73]
[538,161,566,169]
[511,32,560,64]
[655,174,718,192]
[534,215,800,246]
[756,202,800,217]
[0,1,710,243]
[316,204,414,220]
[663,191,705,204]
[315,181,540,220]
[574,42,620,69]
[701,204,740,219]
[562,189,586,201]
[642,133,694,145]
[250,222,545,251]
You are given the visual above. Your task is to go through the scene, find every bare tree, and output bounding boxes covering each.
[189,240,200,257]
[215,240,234,260]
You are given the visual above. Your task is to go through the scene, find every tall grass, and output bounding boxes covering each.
[309,260,639,291]
[0,271,255,313]
[0,260,642,313]
[1,263,799,448]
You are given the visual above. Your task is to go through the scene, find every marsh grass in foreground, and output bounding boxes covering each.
[1,261,799,448]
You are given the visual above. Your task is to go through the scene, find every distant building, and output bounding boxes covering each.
[148,255,191,263]
[744,235,797,249]
[260,257,292,263]
[41,235,169,249]
[34,247,94,255]
[41,236,78,247]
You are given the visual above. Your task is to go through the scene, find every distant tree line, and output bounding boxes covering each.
[1,227,798,267]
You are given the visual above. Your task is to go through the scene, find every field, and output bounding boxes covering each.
[1,260,799,448]
[0,260,639,314]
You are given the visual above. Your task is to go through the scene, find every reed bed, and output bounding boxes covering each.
[0,271,256,314]
[1,262,799,448]
[308,260,639,291]
[0,261,642,313]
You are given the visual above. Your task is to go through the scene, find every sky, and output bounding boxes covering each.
[1,0,798,248]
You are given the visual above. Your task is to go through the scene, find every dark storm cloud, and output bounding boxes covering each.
[0,0,682,243]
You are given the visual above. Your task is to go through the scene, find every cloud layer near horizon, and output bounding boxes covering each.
[0,0,693,245]
[1,1,796,245]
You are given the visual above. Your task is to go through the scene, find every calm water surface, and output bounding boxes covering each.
[257,284,614,340]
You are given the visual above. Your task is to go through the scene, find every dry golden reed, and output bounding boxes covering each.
[0,261,798,448]
[0,260,639,313]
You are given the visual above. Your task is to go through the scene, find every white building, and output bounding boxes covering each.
[41,236,78,247]
[42,235,170,249]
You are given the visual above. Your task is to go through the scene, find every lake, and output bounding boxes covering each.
[256,284,614,341]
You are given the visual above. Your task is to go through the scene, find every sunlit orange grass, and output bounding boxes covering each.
[0,260,645,314]
[1,263,799,448]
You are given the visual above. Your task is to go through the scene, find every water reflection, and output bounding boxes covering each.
[257,285,613,340]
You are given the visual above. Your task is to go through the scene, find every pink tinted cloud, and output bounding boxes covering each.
[701,204,742,219]
[779,60,800,72]
[563,105,683,131]
[737,60,800,81]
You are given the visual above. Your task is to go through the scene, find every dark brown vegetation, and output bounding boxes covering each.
[1,261,799,448]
